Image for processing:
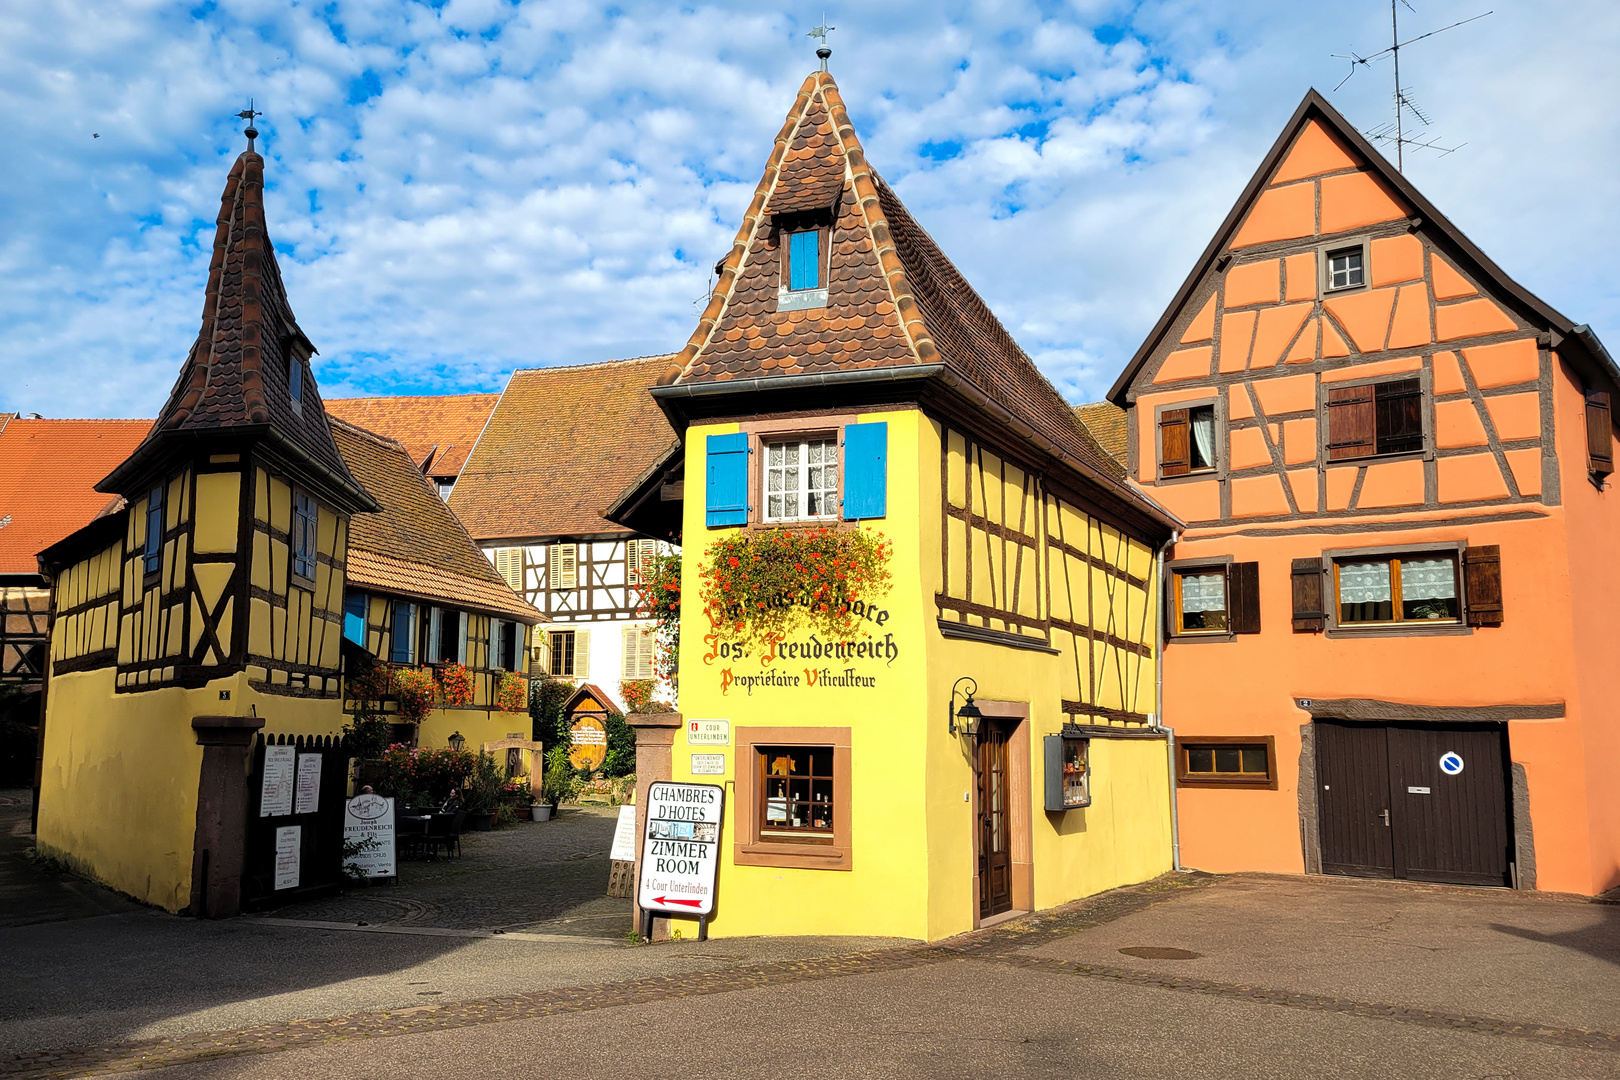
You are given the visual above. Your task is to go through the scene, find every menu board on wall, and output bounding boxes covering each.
[274,825,301,890]
[294,754,322,814]
[260,746,296,817]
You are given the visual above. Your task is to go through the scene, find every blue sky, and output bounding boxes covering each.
[2,0,1616,418]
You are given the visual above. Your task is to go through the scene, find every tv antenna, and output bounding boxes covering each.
[1331,2,1490,171]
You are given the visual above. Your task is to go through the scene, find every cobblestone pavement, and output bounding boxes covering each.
[7,872,1620,1079]
[266,805,626,937]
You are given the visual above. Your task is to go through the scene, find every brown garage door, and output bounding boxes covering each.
[1315,721,1511,887]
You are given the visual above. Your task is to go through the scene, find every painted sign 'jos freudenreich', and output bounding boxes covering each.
[638,782,724,917]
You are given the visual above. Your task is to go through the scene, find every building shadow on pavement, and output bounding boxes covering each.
[1489,910,1620,968]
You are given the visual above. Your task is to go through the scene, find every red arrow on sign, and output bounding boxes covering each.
[651,895,703,908]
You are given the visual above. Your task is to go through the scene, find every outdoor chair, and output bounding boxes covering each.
[397,814,430,861]
[424,813,455,860]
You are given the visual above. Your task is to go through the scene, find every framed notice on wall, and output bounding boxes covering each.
[294,754,322,814]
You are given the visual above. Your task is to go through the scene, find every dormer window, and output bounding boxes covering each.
[288,352,304,417]
[777,215,830,312]
[788,229,821,291]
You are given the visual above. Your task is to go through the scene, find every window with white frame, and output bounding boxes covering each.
[1326,246,1365,291]
[763,437,838,523]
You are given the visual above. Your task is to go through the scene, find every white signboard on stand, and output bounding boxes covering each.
[274,826,301,890]
[294,753,322,814]
[344,793,397,878]
[638,782,724,917]
[260,745,295,817]
[610,804,639,863]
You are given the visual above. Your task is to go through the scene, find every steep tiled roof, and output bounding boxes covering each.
[324,394,498,480]
[659,71,1136,497]
[330,418,538,622]
[448,356,676,542]
[1108,89,1619,404]
[101,148,370,509]
[1072,403,1128,471]
[0,418,151,575]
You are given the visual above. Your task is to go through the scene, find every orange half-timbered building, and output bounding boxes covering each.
[1112,91,1620,896]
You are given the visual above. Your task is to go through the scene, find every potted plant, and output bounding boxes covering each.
[540,746,580,818]
[462,750,503,830]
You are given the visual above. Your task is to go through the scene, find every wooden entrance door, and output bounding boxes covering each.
[1389,725,1510,886]
[976,721,1013,920]
[1315,722,1395,878]
[1315,721,1511,887]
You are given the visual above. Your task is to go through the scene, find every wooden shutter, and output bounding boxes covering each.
[1373,379,1424,455]
[549,544,577,590]
[842,421,888,519]
[706,432,750,526]
[1586,391,1613,477]
[1159,409,1191,477]
[1326,385,1376,460]
[494,548,522,591]
[391,602,414,663]
[456,611,468,664]
[621,626,638,680]
[1291,558,1325,632]
[1463,545,1503,626]
[1229,562,1261,634]
[426,606,441,661]
[574,627,590,678]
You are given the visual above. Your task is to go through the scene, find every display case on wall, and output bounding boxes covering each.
[1043,733,1091,811]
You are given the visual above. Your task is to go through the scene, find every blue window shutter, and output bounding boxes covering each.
[790,230,819,290]
[391,602,414,662]
[344,592,367,647]
[842,422,887,520]
[706,432,750,527]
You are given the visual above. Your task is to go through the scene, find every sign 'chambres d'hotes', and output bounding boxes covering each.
[638,781,724,917]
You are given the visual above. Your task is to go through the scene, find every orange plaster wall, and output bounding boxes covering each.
[1431,255,1478,300]
[1323,288,1396,352]
[1284,253,1317,302]
[1218,311,1257,373]
[1251,304,1312,370]
[1225,260,1280,307]
[1465,338,1540,389]
[1252,373,1314,416]
[1433,351,1466,395]
[1230,474,1290,518]
[1233,182,1315,248]
[1370,234,1424,287]
[1552,353,1620,893]
[1486,392,1542,442]
[1318,171,1408,234]
[1435,398,1488,449]
[1355,458,1424,509]
[1437,297,1517,342]
[1229,427,1271,471]
[1154,346,1213,384]
[1163,512,1594,889]
[1281,419,1316,465]
[1181,295,1217,343]
[1437,452,1510,503]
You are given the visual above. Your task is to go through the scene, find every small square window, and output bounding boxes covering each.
[1177,737,1276,788]
[763,437,838,522]
[758,745,836,843]
[1174,568,1228,634]
[1326,246,1365,291]
[1334,553,1460,626]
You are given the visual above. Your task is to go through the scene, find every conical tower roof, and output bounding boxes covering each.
[657,70,1130,487]
[101,147,372,510]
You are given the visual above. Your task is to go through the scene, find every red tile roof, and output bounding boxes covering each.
[448,356,677,542]
[330,418,539,622]
[1072,403,1128,470]
[103,148,370,511]
[659,71,1148,511]
[0,418,151,575]
[324,394,498,480]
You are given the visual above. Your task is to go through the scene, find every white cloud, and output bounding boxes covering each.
[0,0,1616,419]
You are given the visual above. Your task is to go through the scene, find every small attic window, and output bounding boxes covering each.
[288,352,304,416]
[777,215,830,313]
[1325,245,1366,291]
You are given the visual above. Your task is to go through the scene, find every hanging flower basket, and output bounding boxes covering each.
[494,670,528,713]
[698,526,893,649]
[437,662,476,708]
[393,667,438,724]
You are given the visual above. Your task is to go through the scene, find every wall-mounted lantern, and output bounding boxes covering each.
[448,731,466,753]
[949,677,982,738]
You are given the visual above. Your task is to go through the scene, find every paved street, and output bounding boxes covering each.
[5,790,1620,1079]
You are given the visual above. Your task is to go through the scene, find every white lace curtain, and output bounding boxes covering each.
[1180,571,1226,613]
[1338,557,1456,603]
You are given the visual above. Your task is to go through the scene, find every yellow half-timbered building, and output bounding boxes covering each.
[613,70,1180,942]
[33,136,537,914]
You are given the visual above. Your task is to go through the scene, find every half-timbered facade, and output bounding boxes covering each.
[617,69,1180,943]
[1111,91,1620,896]
[449,359,678,707]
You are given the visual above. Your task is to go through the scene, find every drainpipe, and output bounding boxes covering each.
[1155,531,1182,872]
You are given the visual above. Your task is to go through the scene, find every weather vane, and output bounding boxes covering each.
[235,100,262,152]
[1331,2,1490,172]
[808,15,834,72]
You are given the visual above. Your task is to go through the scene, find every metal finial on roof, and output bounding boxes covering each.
[235,100,262,152]
[808,16,834,72]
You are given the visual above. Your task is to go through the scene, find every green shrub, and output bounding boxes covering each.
[602,711,636,778]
